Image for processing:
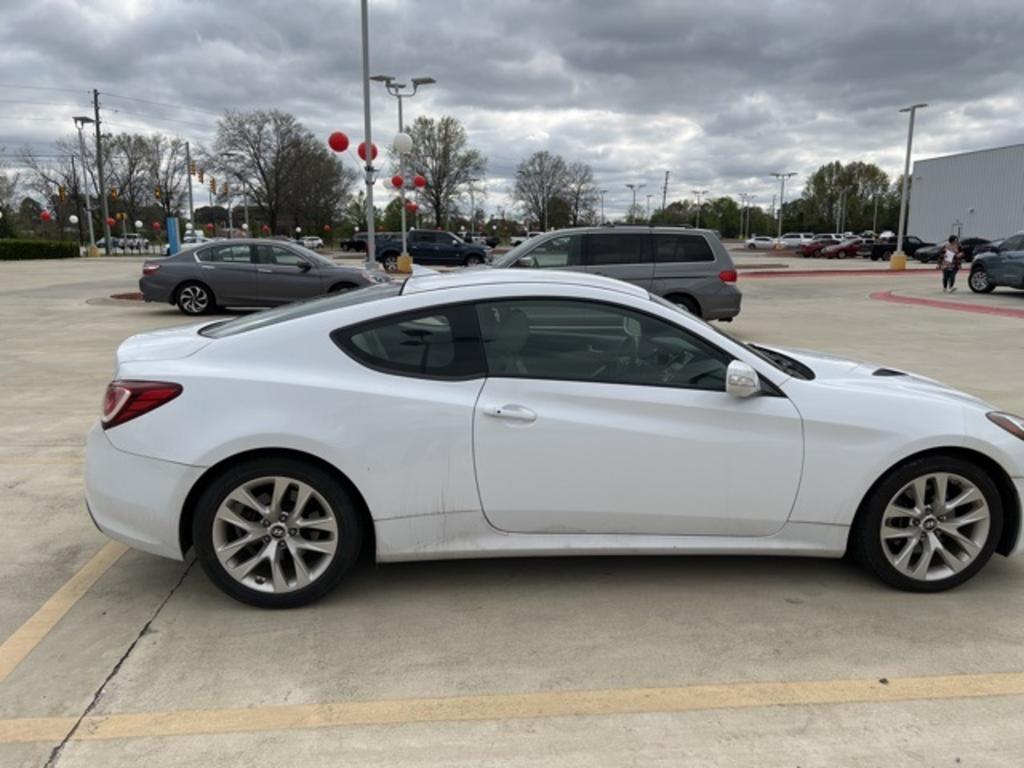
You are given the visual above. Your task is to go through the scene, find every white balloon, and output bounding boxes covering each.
[134,220,144,229]
[393,132,413,155]
[295,226,302,233]
[241,223,248,230]
[185,223,194,231]
[68,214,79,225]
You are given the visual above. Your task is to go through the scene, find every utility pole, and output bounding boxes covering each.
[646,194,652,222]
[93,89,111,255]
[599,189,607,224]
[625,183,645,223]
[895,103,927,266]
[70,156,84,246]
[661,170,670,211]
[872,193,879,234]
[72,115,96,252]
[184,141,195,224]
[771,172,796,240]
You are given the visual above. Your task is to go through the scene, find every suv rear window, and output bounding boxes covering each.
[653,233,714,263]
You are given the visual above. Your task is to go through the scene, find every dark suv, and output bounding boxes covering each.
[490,227,741,321]
[376,230,488,272]
[968,232,1024,293]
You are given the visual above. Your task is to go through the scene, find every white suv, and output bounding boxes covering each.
[777,232,813,248]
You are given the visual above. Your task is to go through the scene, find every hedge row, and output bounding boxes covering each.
[0,240,80,261]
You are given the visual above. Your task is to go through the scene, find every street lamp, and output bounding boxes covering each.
[599,189,608,224]
[893,103,928,270]
[646,194,653,222]
[770,172,797,242]
[371,73,435,267]
[625,183,645,223]
[691,189,709,228]
[72,116,97,254]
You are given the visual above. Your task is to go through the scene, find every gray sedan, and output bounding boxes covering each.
[140,239,389,316]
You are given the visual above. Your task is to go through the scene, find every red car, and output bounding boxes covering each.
[797,239,838,257]
[821,238,863,259]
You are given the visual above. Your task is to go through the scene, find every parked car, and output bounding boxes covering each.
[139,238,389,316]
[300,236,325,250]
[510,231,544,247]
[858,235,934,261]
[968,232,1024,293]
[745,235,775,249]
[491,226,740,321]
[812,233,845,242]
[821,238,863,259]
[86,267,1024,607]
[122,233,149,251]
[776,232,814,248]
[340,233,367,252]
[798,239,839,258]
[914,237,991,264]
[375,229,488,272]
[95,236,125,250]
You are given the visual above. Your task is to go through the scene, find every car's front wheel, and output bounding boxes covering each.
[175,282,215,315]
[464,254,483,267]
[851,456,1002,592]
[969,268,995,293]
[380,253,399,272]
[192,457,364,608]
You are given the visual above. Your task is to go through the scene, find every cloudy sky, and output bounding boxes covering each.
[2,0,1023,218]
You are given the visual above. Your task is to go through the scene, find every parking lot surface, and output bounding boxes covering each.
[2,256,1023,767]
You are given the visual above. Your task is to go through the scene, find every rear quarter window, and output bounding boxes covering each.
[654,234,714,263]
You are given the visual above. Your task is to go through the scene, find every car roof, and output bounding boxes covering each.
[401,266,650,299]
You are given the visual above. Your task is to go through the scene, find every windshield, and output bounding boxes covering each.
[492,238,541,267]
[200,283,401,338]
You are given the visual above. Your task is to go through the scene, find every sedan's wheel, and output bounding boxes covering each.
[193,458,363,608]
[969,268,995,293]
[465,254,483,267]
[852,456,1002,592]
[176,282,214,315]
[381,254,399,272]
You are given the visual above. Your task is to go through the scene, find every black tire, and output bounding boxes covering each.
[464,254,483,267]
[969,268,995,294]
[882,250,892,261]
[192,456,364,608]
[380,253,399,272]
[669,294,701,316]
[175,281,216,316]
[850,455,1002,592]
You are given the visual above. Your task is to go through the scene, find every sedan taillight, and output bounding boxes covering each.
[142,264,161,275]
[719,269,738,283]
[102,380,182,429]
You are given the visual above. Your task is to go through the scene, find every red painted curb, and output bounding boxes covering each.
[870,290,1024,319]
[741,268,933,279]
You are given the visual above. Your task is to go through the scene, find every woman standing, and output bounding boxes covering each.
[940,235,962,293]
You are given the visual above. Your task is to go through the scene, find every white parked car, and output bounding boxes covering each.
[299,236,325,250]
[86,269,1023,607]
[745,236,775,249]
[777,232,814,248]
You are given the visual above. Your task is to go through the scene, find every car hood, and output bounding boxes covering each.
[763,345,992,410]
[116,323,213,366]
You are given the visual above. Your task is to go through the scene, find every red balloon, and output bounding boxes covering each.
[357,141,378,161]
[413,174,427,189]
[152,221,162,231]
[205,222,214,231]
[405,201,419,214]
[391,174,404,189]
[105,217,116,227]
[40,210,52,222]
[261,224,271,234]
[323,224,332,233]
[328,131,349,153]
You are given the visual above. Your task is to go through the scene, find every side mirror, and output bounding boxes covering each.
[516,255,537,268]
[726,360,760,398]
[296,261,312,272]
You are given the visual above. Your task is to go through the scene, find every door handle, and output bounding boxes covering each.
[257,268,272,273]
[200,265,215,270]
[483,404,537,423]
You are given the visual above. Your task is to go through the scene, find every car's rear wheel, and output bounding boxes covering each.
[192,457,364,608]
[381,253,399,272]
[969,268,995,293]
[667,294,700,316]
[175,282,215,315]
[851,456,1002,592]
[464,254,483,267]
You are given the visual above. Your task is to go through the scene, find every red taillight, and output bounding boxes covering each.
[101,380,182,429]
[142,264,161,275]
[718,269,738,283]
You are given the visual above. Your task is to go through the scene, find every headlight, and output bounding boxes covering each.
[987,412,1024,441]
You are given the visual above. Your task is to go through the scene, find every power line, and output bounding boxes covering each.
[0,116,63,122]
[0,98,92,109]
[0,83,89,94]
[105,108,213,131]
[101,91,223,117]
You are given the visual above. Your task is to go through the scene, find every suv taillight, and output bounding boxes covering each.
[718,269,738,283]
[102,380,182,429]
[142,264,160,275]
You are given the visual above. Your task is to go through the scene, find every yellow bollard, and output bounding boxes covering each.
[87,245,100,258]
[397,253,413,273]
[890,251,907,271]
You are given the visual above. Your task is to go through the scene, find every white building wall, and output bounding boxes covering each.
[908,144,1024,242]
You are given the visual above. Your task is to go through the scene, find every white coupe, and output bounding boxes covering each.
[85,269,1024,607]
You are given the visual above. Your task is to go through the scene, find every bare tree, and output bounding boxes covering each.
[18,146,81,239]
[105,133,154,223]
[145,134,189,220]
[563,161,599,226]
[513,151,567,230]
[281,134,357,231]
[407,115,487,228]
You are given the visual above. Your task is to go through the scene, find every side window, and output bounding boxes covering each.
[475,299,730,391]
[1000,235,1024,251]
[208,245,253,263]
[584,234,649,266]
[334,305,484,379]
[654,234,714,263]
[257,245,306,266]
[416,232,439,244]
[522,235,582,268]
[195,247,215,262]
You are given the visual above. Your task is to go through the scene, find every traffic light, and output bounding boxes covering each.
[110,187,118,201]
[209,176,216,193]
[58,185,66,203]
[189,160,196,176]
[154,185,162,200]
[220,181,228,196]
[116,212,125,221]
[197,168,204,183]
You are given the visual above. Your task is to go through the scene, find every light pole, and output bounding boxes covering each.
[359,0,378,268]
[771,172,796,241]
[739,193,754,239]
[599,189,607,223]
[625,183,645,223]
[72,116,97,254]
[465,177,480,237]
[371,74,435,261]
[646,194,653,222]
[894,103,927,269]
[691,189,709,228]
[872,193,879,234]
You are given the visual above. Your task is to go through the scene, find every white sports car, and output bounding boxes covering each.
[85,269,1024,607]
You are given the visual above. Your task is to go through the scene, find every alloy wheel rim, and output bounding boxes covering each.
[180,286,208,313]
[880,472,990,581]
[212,476,339,593]
[970,271,988,290]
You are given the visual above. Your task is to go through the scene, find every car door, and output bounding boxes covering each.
[472,297,804,537]
[195,244,259,304]
[433,232,465,265]
[408,231,439,263]
[650,232,716,295]
[996,235,1024,286]
[582,232,654,289]
[255,244,325,303]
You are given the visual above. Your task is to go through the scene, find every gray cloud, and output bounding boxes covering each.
[2,0,1024,218]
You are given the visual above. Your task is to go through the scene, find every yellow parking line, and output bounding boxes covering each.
[0,541,128,684]
[2,671,1024,744]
